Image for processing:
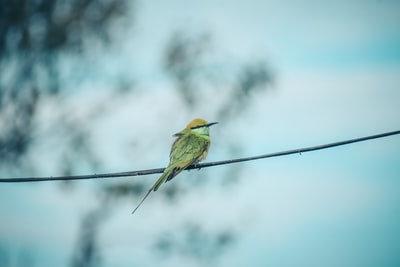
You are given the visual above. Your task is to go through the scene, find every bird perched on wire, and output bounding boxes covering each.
[132,118,218,214]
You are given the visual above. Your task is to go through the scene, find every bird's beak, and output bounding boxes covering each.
[206,122,218,127]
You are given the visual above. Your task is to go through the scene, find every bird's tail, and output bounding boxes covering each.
[131,189,152,214]
[153,164,178,191]
[131,165,178,214]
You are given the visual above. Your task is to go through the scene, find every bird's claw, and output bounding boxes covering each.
[192,163,202,170]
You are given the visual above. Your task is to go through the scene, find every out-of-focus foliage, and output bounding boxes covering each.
[71,208,106,267]
[154,223,235,262]
[163,31,213,106]
[0,2,274,266]
[163,31,273,120]
[219,61,273,119]
[0,0,128,169]
[0,2,129,264]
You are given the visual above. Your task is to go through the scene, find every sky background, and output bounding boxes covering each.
[1,0,400,267]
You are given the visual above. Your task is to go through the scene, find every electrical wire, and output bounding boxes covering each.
[0,129,399,183]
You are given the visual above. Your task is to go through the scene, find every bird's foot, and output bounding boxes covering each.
[192,163,202,170]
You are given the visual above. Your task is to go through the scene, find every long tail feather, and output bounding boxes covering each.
[153,166,174,191]
[131,166,174,214]
[131,188,152,214]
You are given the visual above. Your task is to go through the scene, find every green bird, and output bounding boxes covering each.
[132,118,218,214]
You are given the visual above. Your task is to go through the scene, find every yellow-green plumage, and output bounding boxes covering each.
[153,132,210,191]
[131,118,217,214]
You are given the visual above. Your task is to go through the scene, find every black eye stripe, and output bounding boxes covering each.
[190,125,207,130]
[191,122,218,129]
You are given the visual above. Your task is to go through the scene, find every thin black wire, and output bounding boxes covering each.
[1,129,399,183]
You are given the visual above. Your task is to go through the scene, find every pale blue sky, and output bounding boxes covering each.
[1,1,400,267]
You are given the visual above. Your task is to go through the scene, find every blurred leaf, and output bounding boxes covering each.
[163,31,212,106]
[218,61,274,119]
[154,223,235,262]
[0,0,130,169]
[71,209,105,267]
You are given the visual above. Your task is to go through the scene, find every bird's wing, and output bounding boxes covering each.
[166,134,209,182]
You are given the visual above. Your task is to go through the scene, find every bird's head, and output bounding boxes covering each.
[182,118,218,136]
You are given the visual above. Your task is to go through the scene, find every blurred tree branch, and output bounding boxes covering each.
[1,3,276,264]
[163,31,212,106]
[0,0,129,169]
